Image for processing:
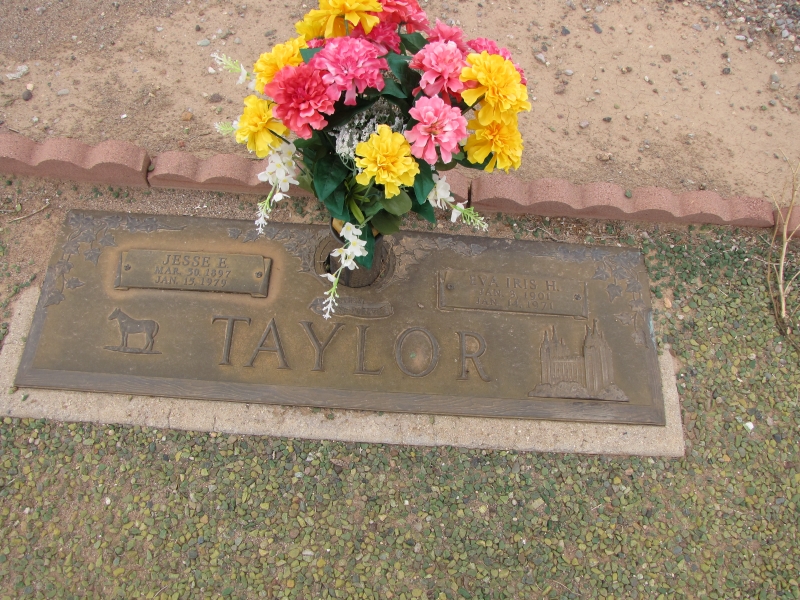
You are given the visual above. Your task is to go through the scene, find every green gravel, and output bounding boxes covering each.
[1,221,799,599]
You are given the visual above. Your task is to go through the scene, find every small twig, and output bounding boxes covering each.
[8,199,49,223]
[188,131,213,142]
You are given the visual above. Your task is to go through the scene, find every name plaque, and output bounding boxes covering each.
[15,211,666,426]
[115,250,271,297]
[439,270,588,318]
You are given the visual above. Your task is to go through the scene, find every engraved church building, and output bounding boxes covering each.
[531,321,628,402]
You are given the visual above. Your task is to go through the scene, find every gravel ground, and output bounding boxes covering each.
[0,178,798,598]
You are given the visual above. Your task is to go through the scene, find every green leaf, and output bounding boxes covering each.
[354,227,375,269]
[380,189,412,215]
[381,77,406,99]
[324,188,350,222]
[313,153,350,202]
[386,52,412,82]
[371,210,401,235]
[292,136,317,150]
[456,152,493,171]
[296,170,315,194]
[409,188,436,223]
[348,198,366,224]
[386,52,421,96]
[300,47,323,63]
[362,198,385,218]
[413,160,435,209]
[434,159,458,171]
[400,32,427,54]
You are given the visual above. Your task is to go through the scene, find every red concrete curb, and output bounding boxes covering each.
[147,151,313,197]
[0,132,778,229]
[471,172,775,228]
[0,133,150,188]
[147,150,470,203]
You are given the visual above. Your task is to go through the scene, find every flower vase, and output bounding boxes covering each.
[329,220,386,288]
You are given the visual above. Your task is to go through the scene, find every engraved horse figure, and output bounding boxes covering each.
[108,308,159,353]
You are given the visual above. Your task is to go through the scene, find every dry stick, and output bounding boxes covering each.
[766,156,800,352]
[8,198,49,223]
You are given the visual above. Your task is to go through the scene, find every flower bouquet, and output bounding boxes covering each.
[215,0,530,317]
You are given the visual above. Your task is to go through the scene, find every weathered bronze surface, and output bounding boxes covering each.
[16,211,665,425]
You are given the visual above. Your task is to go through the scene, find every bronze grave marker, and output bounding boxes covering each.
[16,211,665,425]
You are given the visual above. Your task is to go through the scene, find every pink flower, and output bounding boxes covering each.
[377,0,429,32]
[467,37,527,85]
[404,95,468,164]
[409,40,465,98]
[467,37,506,58]
[306,38,328,49]
[265,62,335,139]
[311,37,388,106]
[352,20,401,53]
[427,19,469,54]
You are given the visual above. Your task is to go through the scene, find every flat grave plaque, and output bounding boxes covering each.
[16,211,665,425]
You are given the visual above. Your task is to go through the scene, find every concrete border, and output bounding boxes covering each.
[0,287,685,456]
[0,131,787,231]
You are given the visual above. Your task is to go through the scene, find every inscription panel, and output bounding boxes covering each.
[16,211,665,426]
[116,249,271,297]
[439,270,588,318]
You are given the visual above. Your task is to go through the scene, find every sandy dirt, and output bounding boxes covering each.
[0,0,798,201]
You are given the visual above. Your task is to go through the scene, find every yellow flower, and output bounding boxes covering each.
[295,10,328,40]
[253,37,307,91]
[460,52,531,126]
[235,95,289,158]
[297,0,383,40]
[355,125,420,198]
[463,118,523,173]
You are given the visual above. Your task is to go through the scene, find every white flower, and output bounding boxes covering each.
[275,172,298,193]
[237,64,247,85]
[427,173,453,209]
[331,247,357,270]
[340,222,362,241]
[348,237,368,257]
[322,273,336,282]
[451,201,465,223]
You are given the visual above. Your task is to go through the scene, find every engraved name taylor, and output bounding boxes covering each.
[204,315,627,402]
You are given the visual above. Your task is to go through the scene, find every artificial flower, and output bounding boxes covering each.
[234,95,289,157]
[252,37,308,92]
[257,142,299,191]
[299,0,383,39]
[331,246,357,270]
[296,10,328,40]
[404,95,468,165]
[450,201,466,222]
[376,0,429,32]
[265,63,336,139]
[427,172,453,209]
[312,37,388,105]
[463,118,524,173]
[355,124,420,198]
[427,19,469,54]
[467,37,527,84]
[460,52,531,125]
[410,40,466,98]
[351,20,401,53]
[340,222,362,240]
